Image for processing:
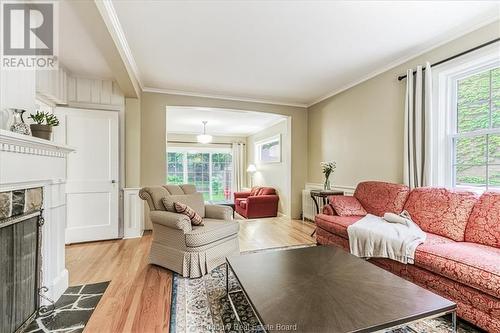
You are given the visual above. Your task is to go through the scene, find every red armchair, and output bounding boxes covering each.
[234,187,279,218]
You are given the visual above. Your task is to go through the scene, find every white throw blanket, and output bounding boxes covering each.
[347,213,426,264]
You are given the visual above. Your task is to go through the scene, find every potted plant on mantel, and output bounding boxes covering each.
[29,111,60,140]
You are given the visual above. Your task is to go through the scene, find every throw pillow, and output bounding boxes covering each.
[162,197,176,212]
[329,196,367,216]
[174,202,204,226]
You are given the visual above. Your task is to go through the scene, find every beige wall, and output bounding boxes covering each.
[307,21,500,188]
[140,92,307,218]
[247,119,291,216]
[125,97,141,187]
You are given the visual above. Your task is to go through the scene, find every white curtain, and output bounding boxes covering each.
[404,62,433,189]
[231,142,246,194]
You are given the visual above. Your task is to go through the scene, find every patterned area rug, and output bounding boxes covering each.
[170,246,481,333]
[25,281,109,333]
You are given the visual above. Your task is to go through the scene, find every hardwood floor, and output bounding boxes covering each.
[65,217,315,333]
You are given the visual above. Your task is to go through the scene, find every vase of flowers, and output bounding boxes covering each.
[321,161,336,190]
[29,111,60,140]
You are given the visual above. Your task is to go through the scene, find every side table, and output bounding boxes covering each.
[310,189,344,237]
[208,200,235,218]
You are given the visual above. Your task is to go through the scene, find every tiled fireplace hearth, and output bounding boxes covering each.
[0,129,74,332]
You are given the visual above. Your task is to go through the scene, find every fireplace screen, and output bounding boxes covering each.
[0,188,43,333]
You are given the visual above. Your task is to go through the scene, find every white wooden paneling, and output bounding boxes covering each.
[101,80,113,105]
[67,76,76,102]
[123,188,144,238]
[76,78,92,102]
[91,80,100,104]
[67,76,124,108]
[36,66,68,105]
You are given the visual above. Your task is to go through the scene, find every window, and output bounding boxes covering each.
[167,147,232,201]
[452,67,500,190]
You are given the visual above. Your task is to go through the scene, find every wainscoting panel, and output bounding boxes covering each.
[123,188,144,238]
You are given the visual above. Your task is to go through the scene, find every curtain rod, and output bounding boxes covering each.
[167,140,245,146]
[397,38,500,81]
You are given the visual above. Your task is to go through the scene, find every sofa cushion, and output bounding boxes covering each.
[185,219,239,247]
[315,214,363,238]
[174,202,203,226]
[162,192,205,218]
[322,204,336,216]
[250,187,261,196]
[164,185,185,195]
[354,181,410,217]
[140,186,171,210]
[329,196,367,216]
[236,198,246,207]
[414,242,500,298]
[404,187,478,241]
[259,187,276,195]
[418,233,455,247]
[465,191,500,248]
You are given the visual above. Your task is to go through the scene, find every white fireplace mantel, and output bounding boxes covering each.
[0,129,74,157]
[0,129,75,303]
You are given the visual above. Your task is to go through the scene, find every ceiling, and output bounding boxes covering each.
[110,1,499,106]
[167,107,286,136]
[58,1,113,79]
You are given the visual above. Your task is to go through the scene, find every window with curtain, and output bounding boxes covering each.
[167,147,232,201]
[451,67,499,190]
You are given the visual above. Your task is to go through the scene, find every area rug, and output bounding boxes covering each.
[170,245,481,333]
[25,281,109,333]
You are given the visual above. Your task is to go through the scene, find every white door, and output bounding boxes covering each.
[54,107,119,243]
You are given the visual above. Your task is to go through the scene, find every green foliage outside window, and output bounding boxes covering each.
[166,151,232,201]
[455,67,499,188]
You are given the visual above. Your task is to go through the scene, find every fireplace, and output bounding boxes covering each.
[0,188,45,333]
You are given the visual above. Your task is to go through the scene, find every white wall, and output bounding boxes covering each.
[0,69,36,130]
[246,119,291,216]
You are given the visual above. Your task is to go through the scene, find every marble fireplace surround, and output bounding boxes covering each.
[0,129,74,303]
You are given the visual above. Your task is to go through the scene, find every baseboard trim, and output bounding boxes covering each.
[44,268,69,304]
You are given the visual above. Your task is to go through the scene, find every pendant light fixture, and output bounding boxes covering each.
[196,121,213,144]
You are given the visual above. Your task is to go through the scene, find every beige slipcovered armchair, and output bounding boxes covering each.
[139,184,240,278]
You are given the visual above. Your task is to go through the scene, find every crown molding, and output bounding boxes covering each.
[307,17,500,107]
[142,87,308,108]
[95,0,143,94]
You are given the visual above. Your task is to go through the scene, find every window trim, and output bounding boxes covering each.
[431,44,499,190]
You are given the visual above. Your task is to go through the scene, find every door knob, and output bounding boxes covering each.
[111,180,117,184]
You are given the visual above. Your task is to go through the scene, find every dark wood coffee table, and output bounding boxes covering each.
[226,246,456,333]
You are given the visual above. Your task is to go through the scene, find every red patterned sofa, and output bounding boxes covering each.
[234,187,279,219]
[315,181,500,332]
